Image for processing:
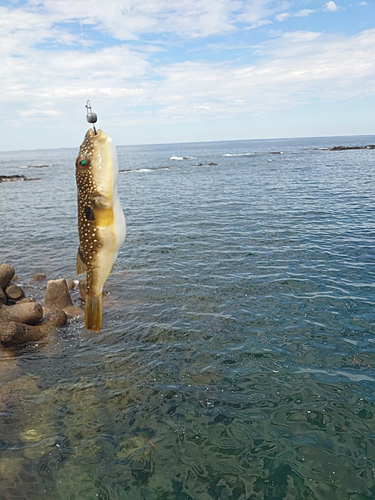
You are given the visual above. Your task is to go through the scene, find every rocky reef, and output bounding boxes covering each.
[0,263,82,348]
[0,174,39,183]
[316,144,375,151]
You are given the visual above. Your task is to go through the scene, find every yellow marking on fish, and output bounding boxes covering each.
[93,208,114,227]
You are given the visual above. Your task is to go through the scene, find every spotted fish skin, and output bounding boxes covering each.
[76,128,126,331]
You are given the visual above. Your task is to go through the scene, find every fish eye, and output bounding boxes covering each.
[76,156,90,169]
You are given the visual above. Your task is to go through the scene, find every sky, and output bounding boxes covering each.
[0,0,374,150]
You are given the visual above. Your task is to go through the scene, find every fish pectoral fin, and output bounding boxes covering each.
[85,293,102,332]
[76,248,87,275]
[90,194,112,210]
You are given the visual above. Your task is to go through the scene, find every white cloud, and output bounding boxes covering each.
[294,9,315,17]
[281,30,322,42]
[131,28,375,124]
[277,7,315,20]
[236,0,295,27]
[324,1,339,12]
[19,108,60,118]
[244,19,273,30]
[24,0,243,40]
[1,0,374,147]
[276,12,290,21]
[236,0,274,24]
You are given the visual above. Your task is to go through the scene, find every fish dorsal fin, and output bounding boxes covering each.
[76,248,87,275]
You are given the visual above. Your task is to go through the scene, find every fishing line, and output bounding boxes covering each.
[79,21,89,101]
[79,21,98,133]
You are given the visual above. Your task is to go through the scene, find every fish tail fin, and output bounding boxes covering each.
[76,248,87,275]
[84,294,102,332]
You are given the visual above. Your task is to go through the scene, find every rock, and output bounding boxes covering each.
[26,164,50,169]
[0,301,43,325]
[65,279,75,291]
[0,310,67,347]
[0,321,47,346]
[44,279,82,317]
[40,309,67,329]
[30,273,47,283]
[0,266,77,347]
[0,264,15,290]
[0,174,26,183]
[0,456,23,486]
[0,175,39,183]
[79,279,86,302]
[44,279,73,311]
[5,284,25,301]
[315,144,375,151]
[330,144,375,151]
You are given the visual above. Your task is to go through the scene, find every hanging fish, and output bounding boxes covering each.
[75,128,126,331]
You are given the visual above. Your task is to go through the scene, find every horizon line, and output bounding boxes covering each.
[0,132,374,154]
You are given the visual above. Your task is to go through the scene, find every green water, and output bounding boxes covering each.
[1,136,375,499]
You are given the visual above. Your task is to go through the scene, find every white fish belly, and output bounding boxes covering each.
[113,193,126,249]
[93,200,125,294]
[108,136,125,268]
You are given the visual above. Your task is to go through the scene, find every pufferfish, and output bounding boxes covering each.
[75,128,126,332]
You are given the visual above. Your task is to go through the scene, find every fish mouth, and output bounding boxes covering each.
[86,128,103,139]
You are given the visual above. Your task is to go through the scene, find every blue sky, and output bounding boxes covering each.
[0,0,374,150]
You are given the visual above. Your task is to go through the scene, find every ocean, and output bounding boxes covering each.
[0,135,375,499]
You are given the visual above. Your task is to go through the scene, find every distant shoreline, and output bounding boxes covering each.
[0,134,375,154]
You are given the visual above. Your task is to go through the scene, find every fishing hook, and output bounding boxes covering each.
[85,100,97,134]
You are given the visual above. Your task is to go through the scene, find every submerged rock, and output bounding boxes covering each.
[316,144,375,151]
[330,144,375,150]
[0,174,39,182]
[25,164,51,169]
[30,273,47,283]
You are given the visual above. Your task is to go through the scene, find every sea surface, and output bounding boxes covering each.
[0,135,375,499]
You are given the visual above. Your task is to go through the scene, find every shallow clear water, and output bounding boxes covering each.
[1,135,375,499]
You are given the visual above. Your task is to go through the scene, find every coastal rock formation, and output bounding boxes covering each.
[0,263,15,289]
[0,174,40,183]
[195,162,218,166]
[5,284,25,301]
[25,164,51,169]
[0,263,82,348]
[330,144,375,150]
[316,144,375,151]
[44,278,82,317]
[0,310,67,345]
[0,301,43,325]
